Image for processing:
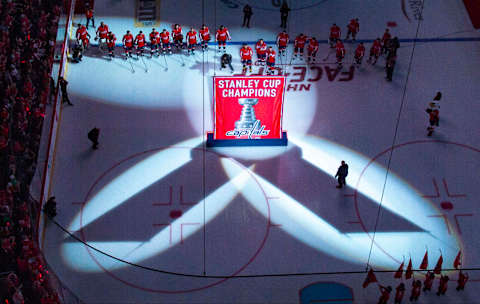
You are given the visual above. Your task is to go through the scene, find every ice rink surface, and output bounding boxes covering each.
[40,0,480,303]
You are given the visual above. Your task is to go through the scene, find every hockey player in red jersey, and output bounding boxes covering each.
[76,24,90,50]
[335,39,345,68]
[95,21,109,49]
[240,44,253,74]
[76,24,89,43]
[381,28,391,54]
[186,28,198,55]
[410,280,422,302]
[149,28,160,56]
[394,283,405,304]
[378,285,392,304]
[266,47,276,75]
[85,6,95,29]
[122,30,134,58]
[134,31,146,56]
[307,37,319,63]
[354,42,365,65]
[423,271,435,292]
[277,31,289,56]
[172,24,183,49]
[199,24,210,51]
[437,275,449,296]
[255,39,267,65]
[329,23,341,47]
[294,33,307,59]
[426,102,439,136]
[216,25,231,52]
[160,29,172,54]
[368,38,382,65]
[106,31,116,58]
[457,271,469,291]
[346,18,359,41]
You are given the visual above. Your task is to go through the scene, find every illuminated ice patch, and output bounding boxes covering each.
[222,134,461,269]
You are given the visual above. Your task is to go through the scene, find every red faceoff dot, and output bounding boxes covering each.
[169,210,183,219]
[440,201,454,210]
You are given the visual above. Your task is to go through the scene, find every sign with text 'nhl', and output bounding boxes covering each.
[213,76,286,141]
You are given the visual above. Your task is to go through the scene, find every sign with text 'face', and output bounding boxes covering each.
[213,76,286,140]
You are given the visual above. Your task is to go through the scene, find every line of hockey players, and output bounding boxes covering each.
[75,22,231,59]
[74,18,400,73]
[290,20,400,68]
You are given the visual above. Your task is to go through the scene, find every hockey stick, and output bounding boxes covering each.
[179,49,186,66]
[163,53,168,71]
[126,56,135,73]
[323,48,334,61]
[140,54,148,72]
[289,54,294,66]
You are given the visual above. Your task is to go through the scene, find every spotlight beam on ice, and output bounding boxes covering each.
[62,153,255,272]
[68,137,203,233]
[289,135,457,240]
[223,134,461,269]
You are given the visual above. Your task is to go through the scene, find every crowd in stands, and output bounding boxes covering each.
[0,0,65,303]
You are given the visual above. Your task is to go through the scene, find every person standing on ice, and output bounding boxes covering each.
[387,36,400,57]
[345,18,359,41]
[410,280,422,301]
[335,160,348,188]
[85,5,95,29]
[88,127,100,150]
[242,4,253,28]
[423,271,435,291]
[277,30,289,56]
[426,102,439,136]
[216,25,231,52]
[368,38,382,65]
[199,25,210,51]
[377,285,392,304]
[59,77,73,106]
[266,46,276,75]
[394,283,405,304]
[280,1,290,29]
[456,271,468,291]
[122,30,134,58]
[354,42,365,65]
[437,275,449,296]
[386,53,396,81]
[240,44,253,74]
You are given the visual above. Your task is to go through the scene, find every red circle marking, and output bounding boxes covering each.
[354,140,478,265]
[79,146,271,293]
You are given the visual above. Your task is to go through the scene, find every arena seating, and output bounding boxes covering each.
[0,0,64,303]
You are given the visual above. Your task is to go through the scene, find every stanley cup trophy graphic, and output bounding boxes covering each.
[235,98,259,129]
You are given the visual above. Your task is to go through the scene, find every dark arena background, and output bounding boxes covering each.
[2,0,480,303]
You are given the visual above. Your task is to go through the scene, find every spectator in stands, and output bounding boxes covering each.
[0,1,64,302]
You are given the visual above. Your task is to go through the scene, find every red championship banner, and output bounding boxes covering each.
[213,76,286,140]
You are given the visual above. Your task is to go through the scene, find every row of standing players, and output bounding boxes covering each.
[377,270,469,304]
[74,20,400,73]
[74,22,228,58]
